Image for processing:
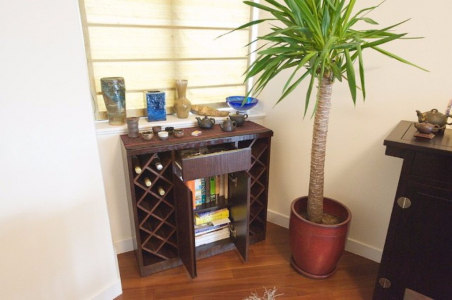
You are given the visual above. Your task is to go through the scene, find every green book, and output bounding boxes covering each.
[210,176,216,202]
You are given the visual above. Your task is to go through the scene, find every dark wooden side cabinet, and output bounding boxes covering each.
[120,122,273,278]
[374,121,452,299]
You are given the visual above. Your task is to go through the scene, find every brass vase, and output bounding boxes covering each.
[174,80,191,119]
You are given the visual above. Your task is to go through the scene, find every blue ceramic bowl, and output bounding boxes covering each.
[226,96,259,111]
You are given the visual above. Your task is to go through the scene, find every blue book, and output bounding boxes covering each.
[194,178,203,206]
[201,178,206,204]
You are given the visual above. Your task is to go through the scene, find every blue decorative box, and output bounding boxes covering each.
[145,91,166,122]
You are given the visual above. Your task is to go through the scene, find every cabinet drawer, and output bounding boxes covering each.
[411,152,452,184]
[178,147,251,181]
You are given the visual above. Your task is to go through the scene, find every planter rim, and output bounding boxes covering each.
[291,196,352,228]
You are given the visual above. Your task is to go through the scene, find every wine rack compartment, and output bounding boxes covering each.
[121,122,273,277]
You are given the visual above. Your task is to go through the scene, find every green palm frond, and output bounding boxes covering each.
[233,0,427,115]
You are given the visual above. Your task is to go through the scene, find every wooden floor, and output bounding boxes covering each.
[115,222,379,300]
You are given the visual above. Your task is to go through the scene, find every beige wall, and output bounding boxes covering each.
[0,0,121,298]
[259,0,452,261]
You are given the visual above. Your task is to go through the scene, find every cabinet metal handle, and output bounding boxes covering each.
[397,197,411,209]
[379,278,392,288]
[230,224,237,239]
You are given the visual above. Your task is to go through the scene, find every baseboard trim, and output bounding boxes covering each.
[266,209,383,263]
[114,238,135,254]
[267,209,290,228]
[344,238,382,263]
[114,211,383,262]
[91,279,122,300]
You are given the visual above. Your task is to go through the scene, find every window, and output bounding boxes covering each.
[78,0,253,120]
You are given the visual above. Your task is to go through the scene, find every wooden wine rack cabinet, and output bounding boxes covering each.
[121,122,273,277]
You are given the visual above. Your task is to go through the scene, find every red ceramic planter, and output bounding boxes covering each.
[289,196,351,279]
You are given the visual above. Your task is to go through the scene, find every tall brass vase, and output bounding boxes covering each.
[174,80,191,119]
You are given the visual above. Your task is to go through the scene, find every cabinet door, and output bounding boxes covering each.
[376,181,452,299]
[173,176,197,278]
[228,171,250,261]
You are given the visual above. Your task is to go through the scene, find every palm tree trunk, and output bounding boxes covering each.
[307,76,333,223]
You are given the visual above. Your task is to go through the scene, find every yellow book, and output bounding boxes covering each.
[194,208,229,225]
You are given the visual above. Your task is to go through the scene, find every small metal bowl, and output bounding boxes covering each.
[152,126,162,134]
[157,131,169,141]
[173,129,184,138]
[165,126,174,135]
[141,131,154,140]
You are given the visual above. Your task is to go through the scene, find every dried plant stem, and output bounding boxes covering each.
[243,287,282,300]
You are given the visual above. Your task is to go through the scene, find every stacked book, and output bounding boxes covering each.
[187,178,206,207]
[194,209,231,247]
[188,175,229,208]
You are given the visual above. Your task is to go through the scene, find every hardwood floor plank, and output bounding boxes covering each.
[115,222,379,300]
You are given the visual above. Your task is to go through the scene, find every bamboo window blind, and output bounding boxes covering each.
[79,0,253,120]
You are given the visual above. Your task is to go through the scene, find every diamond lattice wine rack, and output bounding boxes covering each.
[238,138,271,243]
[121,122,273,277]
[133,152,178,267]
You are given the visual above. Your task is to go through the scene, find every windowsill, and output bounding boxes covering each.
[95,108,266,136]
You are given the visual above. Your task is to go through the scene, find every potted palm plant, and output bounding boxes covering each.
[232,0,426,278]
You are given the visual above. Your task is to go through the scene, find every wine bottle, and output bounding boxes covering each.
[132,156,142,174]
[144,177,152,187]
[157,186,165,196]
[154,155,163,171]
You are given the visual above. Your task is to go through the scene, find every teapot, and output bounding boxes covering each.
[196,116,215,129]
[414,122,441,134]
[416,109,452,128]
[229,113,248,127]
[220,117,237,132]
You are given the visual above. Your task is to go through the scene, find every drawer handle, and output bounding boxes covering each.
[229,174,238,187]
[230,225,237,239]
[397,197,411,209]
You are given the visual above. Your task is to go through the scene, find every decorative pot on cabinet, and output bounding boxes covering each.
[229,113,248,126]
[289,196,351,279]
[100,77,126,125]
[174,79,191,119]
[145,90,166,122]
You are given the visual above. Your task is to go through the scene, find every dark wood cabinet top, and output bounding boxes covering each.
[120,121,273,153]
[384,120,452,158]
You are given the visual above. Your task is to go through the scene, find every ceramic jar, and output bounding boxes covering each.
[145,90,166,122]
[220,117,237,132]
[100,77,126,125]
[229,113,248,126]
[126,117,139,138]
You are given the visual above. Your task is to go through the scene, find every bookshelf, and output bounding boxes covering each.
[121,122,273,277]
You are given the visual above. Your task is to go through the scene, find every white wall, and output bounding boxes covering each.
[259,0,452,261]
[0,0,121,299]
